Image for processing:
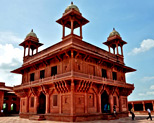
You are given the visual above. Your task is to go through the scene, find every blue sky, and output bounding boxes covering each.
[0,0,154,101]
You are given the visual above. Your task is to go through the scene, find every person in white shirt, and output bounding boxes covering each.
[146,108,152,120]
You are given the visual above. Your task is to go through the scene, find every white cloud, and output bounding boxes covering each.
[138,91,154,96]
[128,39,154,55]
[150,85,154,90]
[0,32,23,86]
[141,76,154,82]
[0,32,22,44]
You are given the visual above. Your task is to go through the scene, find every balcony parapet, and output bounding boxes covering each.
[14,71,134,90]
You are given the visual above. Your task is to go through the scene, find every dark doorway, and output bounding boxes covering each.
[11,103,16,113]
[38,92,46,114]
[101,91,109,113]
[134,104,143,111]
[3,103,8,113]
[145,103,153,111]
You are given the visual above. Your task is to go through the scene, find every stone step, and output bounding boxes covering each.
[29,115,45,121]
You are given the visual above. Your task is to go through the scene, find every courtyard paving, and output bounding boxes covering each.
[0,115,154,123]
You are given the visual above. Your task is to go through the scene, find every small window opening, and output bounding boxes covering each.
[112,72,117,80]
[30,73,35,81]
[102,69,107,78]
[51,66,57,76]
[40,70,45,79]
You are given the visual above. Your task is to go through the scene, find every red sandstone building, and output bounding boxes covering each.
[0,82,20,116]
[128,100,154,115]
[12,2,136,122]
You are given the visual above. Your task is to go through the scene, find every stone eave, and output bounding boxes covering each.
[11,37,136,74]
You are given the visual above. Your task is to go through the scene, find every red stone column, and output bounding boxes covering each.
[142,102,145,111]
[113,48,115,54]
[28,45,30,56]
[119,96,122,112]
[80,26,82,38]
[152,101,154,111]
[71,79,75,115]
[63,25,65,38]
[108,46,110,53]
[98,94,101,113]
[0,91,4,112]
[131,102,134,110]
[109,94,113,113]
[116,44,119,55]
[121,46,123,56]
[26,97,29,113]
[36,48,38,53]
[34,96,38,114]
[85,93,88,113]
[46,94,49,114]
[20,99,22,113]
[59,94,61,114]
[24,47,26,57]
[71,19,74,34]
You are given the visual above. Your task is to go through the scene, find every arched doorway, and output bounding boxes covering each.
[38,92,46,114]
[101,91,109,113]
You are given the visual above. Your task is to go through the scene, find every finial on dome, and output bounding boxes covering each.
[31,29,33,32]
[113,28,115,31]
[71,2,73,5]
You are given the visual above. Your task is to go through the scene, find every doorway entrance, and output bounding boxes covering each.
[38,92,46,114]
[101,91,109,113]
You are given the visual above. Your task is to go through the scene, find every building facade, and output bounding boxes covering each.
[12,2,136,122]
[128,100,154,115]
[0,82,20,116]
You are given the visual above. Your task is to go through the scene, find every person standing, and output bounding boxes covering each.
[130,108,135,120]
[146,108,152,120]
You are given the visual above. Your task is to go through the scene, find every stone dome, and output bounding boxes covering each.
[65,2,80,13]
[109,28,120,38]
[26,29,37,38]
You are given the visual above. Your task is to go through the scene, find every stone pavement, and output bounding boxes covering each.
[0,115,154,123]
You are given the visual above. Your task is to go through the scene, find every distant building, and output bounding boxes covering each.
[128,100,154,115]
[12,2,136,122]
[0,82,20,116]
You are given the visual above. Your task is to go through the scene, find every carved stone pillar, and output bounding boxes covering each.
[116,44,119,55]
[80,26,82,38]
[152,101,154,111]
[121,46,123,56]
[98,93,101,113]
[71,79,75,115]
[108,46,110,53]
[34,96,38,114]
[24,47,26,57]
[71,19,74,34]
[25,96,29,113]
[46,94,49,114]
[85,93,88,113]
[109,94,113,113]
[119,96,124,112]
[142,102,145,111]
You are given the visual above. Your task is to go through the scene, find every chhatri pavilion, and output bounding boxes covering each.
[12,2,136,122]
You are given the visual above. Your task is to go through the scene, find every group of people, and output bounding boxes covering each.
[104,104,152,120]
[130,107,152,121]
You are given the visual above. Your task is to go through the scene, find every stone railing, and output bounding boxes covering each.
[17,71,133,89]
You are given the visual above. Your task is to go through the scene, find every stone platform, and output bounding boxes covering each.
[0,115,153,123]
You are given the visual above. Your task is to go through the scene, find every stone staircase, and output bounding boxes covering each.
[29,114,45,121]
